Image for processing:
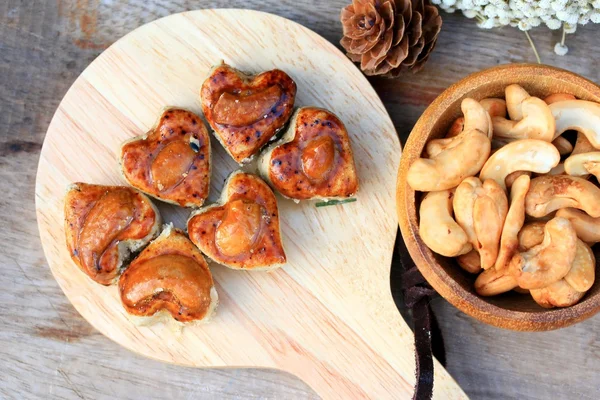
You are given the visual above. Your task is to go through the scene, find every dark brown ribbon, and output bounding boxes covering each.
[394,232,446,400]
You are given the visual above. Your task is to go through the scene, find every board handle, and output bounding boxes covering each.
[395,236,447,400]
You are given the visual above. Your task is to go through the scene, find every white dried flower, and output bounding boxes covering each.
[528,17,542,27]
[522,6,538,18]
[463,9,479,18]
[551,0,568,12]
[545,18,563,29]
[512,8,525,19]
[430,0,600,58]
[496,7,510,18]
[556,9,580,24]
[483,4,498,17]
[554,42,569,55]
[479,18,497,28]
[563,22,577,32]
[518,20,531,30]
[579,13,591,23]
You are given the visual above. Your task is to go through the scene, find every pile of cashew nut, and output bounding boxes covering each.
[408,84,600,308]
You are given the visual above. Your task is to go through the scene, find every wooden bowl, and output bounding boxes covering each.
[397,64,600,331]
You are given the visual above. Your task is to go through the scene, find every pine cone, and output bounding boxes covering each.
[340,0,442,76]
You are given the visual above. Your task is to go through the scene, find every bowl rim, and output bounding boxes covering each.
[396,63,600,331]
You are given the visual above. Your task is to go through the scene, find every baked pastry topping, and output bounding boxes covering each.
[258,107,359,200]
[119,225,217,324]
[61,58,366,324]
[120,108,211,207]
[200,62,296,163]
[188,171,286,270]
[64,183,161,285]
[214,199,262,257]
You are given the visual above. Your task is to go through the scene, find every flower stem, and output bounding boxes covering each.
[561,24,566,46]
[315,198,357,207]
[524,30,541,64]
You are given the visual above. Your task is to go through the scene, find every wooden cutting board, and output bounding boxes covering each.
[35,9,465,399]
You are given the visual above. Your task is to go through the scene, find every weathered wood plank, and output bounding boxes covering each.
[2,0,600,399]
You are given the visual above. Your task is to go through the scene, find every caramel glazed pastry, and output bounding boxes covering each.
[120,108,211,207]
[64,183,161,285]
[188,171,286,271]
[258,106,359,201]
[119,225,218,325]
[200,62,296,164]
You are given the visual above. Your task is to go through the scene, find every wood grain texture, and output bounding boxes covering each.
[2,0,600,399]
[34,9,464,400]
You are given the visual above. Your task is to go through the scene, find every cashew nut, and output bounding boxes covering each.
[514,221,549,296]
[454,178,508,270]
[505,171,531,188]
[530,279,585,308]
[491,118,517,140]
[506,84,530,121]
[529,239,595,308]
[564,151,600,179]
[491,97,555,142]
[425,136,456,158]
[570,134,596,180]
[446,117,464,138]
[508,217,577,289]
[552,136,573,155]
[547,163,565,176]
[544,93,576,105]
[481,98,507,118]
[419,190,472,257]
[517,222,545,251]
[453,177,480,247]
[475,267,517,296]
[564,240,595,292]
[462,98,493,138]
[525,175,600,218]
[407,129,491,192]
[573,132,596,155]
[556,208,600,244]
[474,180,509,270]
[457,250,482,274]
[494,174,530,271]
[584,161,600,178]
[550,100,600,147]
[480,139,560,191]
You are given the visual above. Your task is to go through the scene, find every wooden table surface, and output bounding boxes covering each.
[2,1,599,399]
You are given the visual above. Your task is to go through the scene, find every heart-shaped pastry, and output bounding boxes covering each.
[200,62,296,163]
[119,224,217,325]
[120,108,211,207]
[64,183,161,285]
[187,171,286,270]
[258,107,359,200]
